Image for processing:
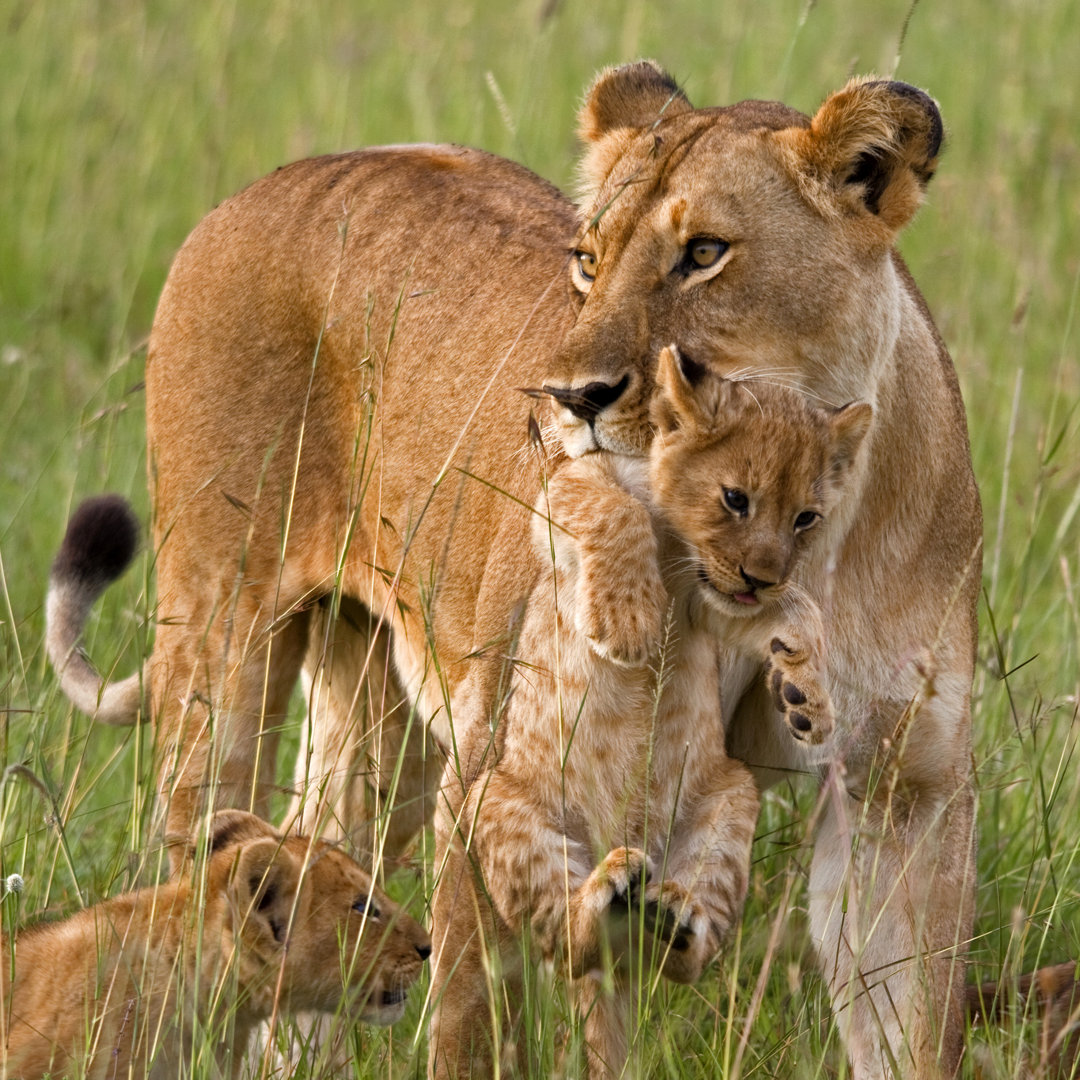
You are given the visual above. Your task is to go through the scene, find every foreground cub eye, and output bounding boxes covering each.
[574,250,598,281]
[353,895,381,918]
[687,237,729,269]
[723,488,749,515]
[793,510,820,531]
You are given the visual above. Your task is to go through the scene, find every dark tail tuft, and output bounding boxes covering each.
[52,495,139,589]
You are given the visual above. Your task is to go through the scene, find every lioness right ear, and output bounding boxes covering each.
[578,61,693,196]
[651,346,734,434]
[229,837,300,949]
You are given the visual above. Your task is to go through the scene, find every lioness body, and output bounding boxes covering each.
[0,812,429,1079]
[49,65,980,1077]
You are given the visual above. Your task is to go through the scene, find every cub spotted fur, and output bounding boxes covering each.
[0,811,430,1080]
[429,349,870,1078]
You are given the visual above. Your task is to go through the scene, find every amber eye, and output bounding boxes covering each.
[687,237,729,269]
[793,510,820,532]
[723,488,749,515]
[574,250,598,281]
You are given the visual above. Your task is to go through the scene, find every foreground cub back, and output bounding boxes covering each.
[0,811,429,1080]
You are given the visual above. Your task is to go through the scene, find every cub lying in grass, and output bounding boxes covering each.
[429,346,871,1078]
[0,810,430,1079]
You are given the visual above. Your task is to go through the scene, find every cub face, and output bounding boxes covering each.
[649,347,871,618]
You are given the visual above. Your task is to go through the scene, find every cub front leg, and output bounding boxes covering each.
[538,457,667,667]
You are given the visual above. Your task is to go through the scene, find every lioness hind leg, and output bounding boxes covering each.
[291,596,435,865]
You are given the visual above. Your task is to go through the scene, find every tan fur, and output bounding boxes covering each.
[0,811,429,1079]
[47,65,980,1077]
[429,358,869,1078]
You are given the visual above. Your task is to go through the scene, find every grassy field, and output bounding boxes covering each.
[1,0,1079,1076]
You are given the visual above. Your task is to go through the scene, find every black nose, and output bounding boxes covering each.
[416,942,432,961]
[739,567,776,591]
[542,375,629,422]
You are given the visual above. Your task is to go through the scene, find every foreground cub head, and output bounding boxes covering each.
[195,810,430,1025]
[649,346,871,616]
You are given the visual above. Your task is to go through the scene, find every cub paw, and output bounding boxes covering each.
[642,880,708,984]
[577,557,667,667]
[598,846,653,911]
[768,638,834,745]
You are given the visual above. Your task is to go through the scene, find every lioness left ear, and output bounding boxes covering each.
[229,838,300,948]
[828,401,873,475]
[779,78,943,238]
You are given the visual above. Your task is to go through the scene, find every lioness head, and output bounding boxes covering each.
[544,61,940,457]
[649,346,871,617]
[197,810,430,1026]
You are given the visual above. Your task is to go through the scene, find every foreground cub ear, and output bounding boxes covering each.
[827,401,873,477]
[229,837,300,948]
[778,78,943,239]
[169,808,282,873]
[578,61,693,196]
[651,345,737,435]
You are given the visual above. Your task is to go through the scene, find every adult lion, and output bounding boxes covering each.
[49,63,980,1077]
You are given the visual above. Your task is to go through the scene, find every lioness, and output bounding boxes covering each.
[430,347,869,1077]
[0,810,430,1079]
[48,63,980,1076]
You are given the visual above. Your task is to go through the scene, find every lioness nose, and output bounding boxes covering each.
[542,375,630,422]
[739,566,777,592]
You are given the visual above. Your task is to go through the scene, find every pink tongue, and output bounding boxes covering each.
[733,591,759,606]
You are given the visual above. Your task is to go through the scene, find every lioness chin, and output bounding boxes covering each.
[0,811,430,1080]
[47,62,980,1078]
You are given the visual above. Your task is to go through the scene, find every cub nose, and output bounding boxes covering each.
[542,375,630,422]
[416,942,432,961]
[739,566,777,592]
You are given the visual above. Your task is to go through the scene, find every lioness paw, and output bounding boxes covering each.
[577,557,667,667]
[767,638,834,745]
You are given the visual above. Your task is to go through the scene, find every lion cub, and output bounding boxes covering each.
[0,810,430,1080]
[429,347,871,1078]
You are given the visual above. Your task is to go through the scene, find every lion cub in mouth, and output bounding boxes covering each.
[0,810,430,1080]
[429,346,870,1078]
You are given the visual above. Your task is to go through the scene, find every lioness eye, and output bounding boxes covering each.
[794,510,820,531]
[574,250,598,281]
[687,237,729,269]
[353,895,380,918]
[723,488,749,515]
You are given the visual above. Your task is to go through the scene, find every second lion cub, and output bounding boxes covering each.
[429,347,871,1078]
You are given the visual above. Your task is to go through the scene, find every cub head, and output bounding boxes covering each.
[544,61,939,458]
[199,810,430,1026]
[649,346,871,617]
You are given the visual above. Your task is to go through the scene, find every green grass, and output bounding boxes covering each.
[1,0,1079,1076]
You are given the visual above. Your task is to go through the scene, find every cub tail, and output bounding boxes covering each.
[45,495,145,725]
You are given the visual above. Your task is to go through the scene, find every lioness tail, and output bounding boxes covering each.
[45,495,145,725]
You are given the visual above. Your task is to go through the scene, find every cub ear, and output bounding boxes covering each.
[578,61,693,198]
[827,401,873,477]
[779,78,943,238]
[651,345,736,435]
[229,837,300,949]
[168,809,281,875]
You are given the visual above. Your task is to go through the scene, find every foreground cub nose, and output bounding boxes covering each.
[739,567,777,592]
[416,942,432,961]
[543,375,630,422]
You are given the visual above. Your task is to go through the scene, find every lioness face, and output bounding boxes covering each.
[649,347,870,619]
[544,63,941,458]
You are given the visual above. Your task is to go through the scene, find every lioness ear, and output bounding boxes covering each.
[652,345,734,434]
[229,837,300,948]
[828,401,873,478]
[578,61,693,196]
[779,78,943,238]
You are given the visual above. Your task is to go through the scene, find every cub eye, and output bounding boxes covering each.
[353,895,380,918]
[793,510,820,532]
[723,488,749,515]
[686,237,729,270]
[574,250,598,282]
